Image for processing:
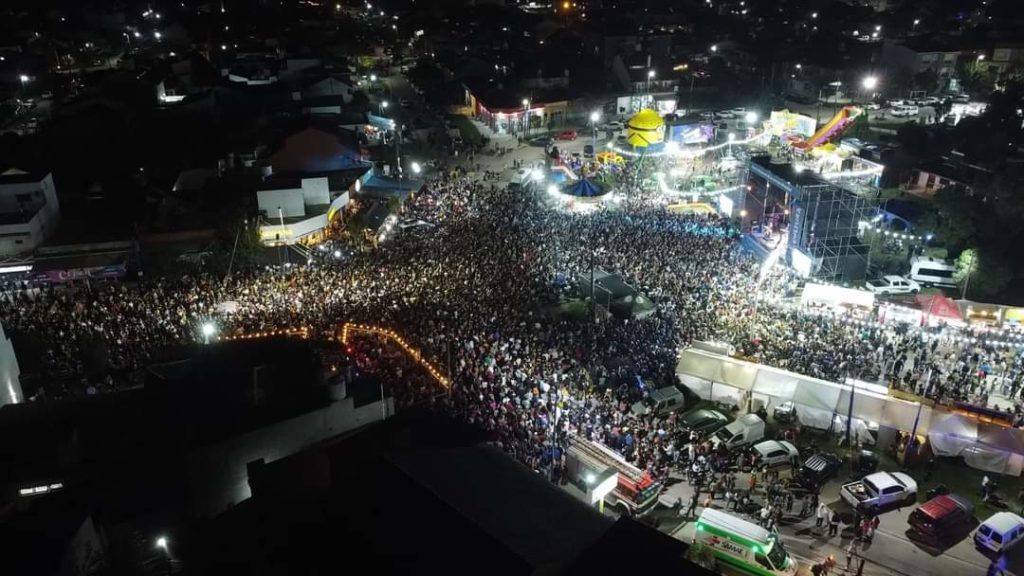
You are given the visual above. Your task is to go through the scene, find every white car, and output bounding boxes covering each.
[751,440,800,468]
[600,121,625,131]
[716,110,737,119]
[863,102,881,110]
[699,111,716,120]
[865,275,921,295]
[890,105,919,117]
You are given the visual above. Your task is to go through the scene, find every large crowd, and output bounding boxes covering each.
[4,164,1024,477]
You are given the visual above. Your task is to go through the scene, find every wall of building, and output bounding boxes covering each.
[257,188,306,218]
[259,212,328,244]
[0,323,22,406]
[300,177,330,206]
[185,395,394,517]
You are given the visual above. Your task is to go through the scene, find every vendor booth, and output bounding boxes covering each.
[677,347,1024,475]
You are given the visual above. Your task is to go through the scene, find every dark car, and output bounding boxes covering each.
[679,409,729,435]
[795,452,842,491]
[908,494,975,545]
[528,136,552,147]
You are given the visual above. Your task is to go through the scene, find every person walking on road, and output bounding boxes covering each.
[828,509,840,537]
[816,502,829,527]
[846,539,859,571]
[685,490,700,518]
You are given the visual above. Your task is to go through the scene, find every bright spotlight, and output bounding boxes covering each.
[202,323,216,338]
[411,161,422,174]
[862,76,878,90]
[547,184,559,195]
[156,537,168,550]
[745,111,758,123]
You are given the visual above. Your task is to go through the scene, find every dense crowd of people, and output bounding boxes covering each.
[3,164,1024,477]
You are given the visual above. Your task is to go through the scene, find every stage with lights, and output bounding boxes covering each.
[746,156,874,283]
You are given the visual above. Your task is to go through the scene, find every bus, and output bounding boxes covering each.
[693,509,798,576]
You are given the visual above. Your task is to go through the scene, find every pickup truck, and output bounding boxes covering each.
[865,275,920,295]
[841,471,917,513]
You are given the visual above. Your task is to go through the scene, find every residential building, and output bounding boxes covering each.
[881,38,962,83]
[0,169,61,257]
[194,411,709,576]
[986,45,1024,77]
[905,154,992,197]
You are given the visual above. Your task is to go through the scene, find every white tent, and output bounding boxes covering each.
[926,412,978,457]
[677,347,1024,476]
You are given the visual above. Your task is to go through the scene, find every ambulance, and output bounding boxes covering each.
[693,509,798,576]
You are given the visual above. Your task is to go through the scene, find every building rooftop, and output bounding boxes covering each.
[0,168,48,185]
[191,410,705,576]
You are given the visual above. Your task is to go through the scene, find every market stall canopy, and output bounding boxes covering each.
[915,294,962,323]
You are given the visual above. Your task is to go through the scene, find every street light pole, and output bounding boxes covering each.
[589,110,600,153]
[522,98,530,139]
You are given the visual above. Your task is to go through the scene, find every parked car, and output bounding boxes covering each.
[679,408,729,435]
[863,102,881,110]
[865,275,920,295]
[699,111,716,120]
[908,494,975,545]
[583,144,594,158]
[794,453,843,491]
[751,440,800,468]
[556,130,578,140]
[891,105,920,117]
[600,121,625,131]
[715,110,737,119]
[528,136,552,147]
[841,471,917,513]
[975,512,1024,553]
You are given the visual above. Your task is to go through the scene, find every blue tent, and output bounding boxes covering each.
[566,178,602,197]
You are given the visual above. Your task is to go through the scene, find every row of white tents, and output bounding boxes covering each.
[676,347,1024,476]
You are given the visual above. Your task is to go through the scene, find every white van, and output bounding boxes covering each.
[909,256,956,288]
[975,511,1024,553]
[694,509,798,575]
[711,413,765,450]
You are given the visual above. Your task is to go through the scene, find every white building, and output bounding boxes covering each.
[0,323,22,406]
[256,126,371,245]
[257,175,362,245]
[0,169,61,257]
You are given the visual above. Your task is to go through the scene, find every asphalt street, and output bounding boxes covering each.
[661,466,1012,576]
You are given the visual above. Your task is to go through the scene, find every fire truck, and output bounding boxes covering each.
[565,433,663,516]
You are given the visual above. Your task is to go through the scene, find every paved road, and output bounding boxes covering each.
[661,467,1004,576]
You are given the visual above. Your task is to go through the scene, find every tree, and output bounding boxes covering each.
[955,248,1013,299]
[916,187,979,252]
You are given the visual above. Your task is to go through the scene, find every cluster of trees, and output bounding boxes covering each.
[915,83,1024,301]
